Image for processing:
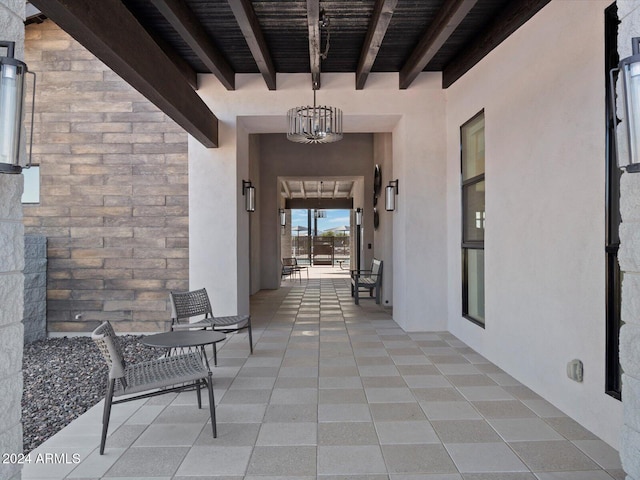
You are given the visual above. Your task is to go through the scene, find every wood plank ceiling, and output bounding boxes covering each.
[27,0,551,147]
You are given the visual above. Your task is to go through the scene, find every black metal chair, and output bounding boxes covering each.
[170,288,253,365]
[91,321,216,455]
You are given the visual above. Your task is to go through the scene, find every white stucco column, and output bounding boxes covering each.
[0,2,25,479]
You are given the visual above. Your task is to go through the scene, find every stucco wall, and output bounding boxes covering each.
[445,0,621,448]
[617,1,640,477]
[190,73,447,330]
[0,1,25,478]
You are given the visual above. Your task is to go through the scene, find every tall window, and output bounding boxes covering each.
[461,111,485,326]
[22,164,40,204]
[605,3,622,400]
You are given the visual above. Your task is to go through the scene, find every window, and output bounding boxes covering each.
[461,111,485,326]
[605,3,622,400]
[22,164,40,203]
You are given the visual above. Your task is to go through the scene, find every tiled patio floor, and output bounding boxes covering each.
[23,267,623,479]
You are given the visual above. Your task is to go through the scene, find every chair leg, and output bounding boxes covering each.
[375,286,381,304]
[206,372,217,438]
[213,343,218,366]
[355,286,360,305]
[100,379,115,455]
[248,320,253,354]
[196,379,202,409]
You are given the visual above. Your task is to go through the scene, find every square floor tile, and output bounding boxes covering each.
[248,446,316,476]
[444,443,528,473]
[318,403,372,422]
[382,444,458,474]
[369,403,427,421]
[319,388,368,404]
[318,445,387,475]
[263,403,318,422]
[365,387,416,403]
[175,445,252,476]
[572,440,623,469]
[105,446,189,477]
[431,420,502,443]
[543,417,598,440]
[420,401,482,420]
[375,421,440,444]
[194,422,260,446]
[488,418,564,442]
[509,440,599,471]
[533,472,619,480]
[256,422,317,445]
[318,422,379,445]
[471,400,536,419]
[134,423,203,446]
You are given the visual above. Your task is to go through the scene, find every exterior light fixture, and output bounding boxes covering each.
[355,207,363,226]
[1,41,36,174]
[242,180,255,212]
[612,37,640,172]
[385,179,399,211]
[279,208,286,227]
[287,89,343,144]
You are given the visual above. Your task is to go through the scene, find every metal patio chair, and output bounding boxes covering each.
[91,321,216,455]
[170,288,253,365]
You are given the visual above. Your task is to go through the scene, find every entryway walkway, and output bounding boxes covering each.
[23,274,623,479]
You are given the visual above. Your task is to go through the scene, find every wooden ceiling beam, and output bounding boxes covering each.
[300,181,307,199]
[307,0,321,89]
[151,0,235,90]
[333,181,340,198]
[227,0,276,90]
[356,0,398,90]
[399,0,477,89]
[29,0,218,147]
[442,0,551,88]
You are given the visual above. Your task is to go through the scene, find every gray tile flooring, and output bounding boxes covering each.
[23,270,624,479]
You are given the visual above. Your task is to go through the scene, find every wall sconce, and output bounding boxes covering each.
[612,37,640,172]
[385,179,399,211]
[242,180,255,212]
[1,41,36,174]
[279,208,286,227]
[355,207,362,226]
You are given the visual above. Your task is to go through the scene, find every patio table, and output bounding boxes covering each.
[141,330,226,371]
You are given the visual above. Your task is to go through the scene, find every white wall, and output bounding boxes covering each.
[446,0,621,447]
[374,133,394,306]
[190,72,447,330]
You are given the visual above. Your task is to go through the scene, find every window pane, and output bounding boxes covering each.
[462,113,485,180]
[22,166,40,203]
[463,180,485,242]
[464,249,485,324]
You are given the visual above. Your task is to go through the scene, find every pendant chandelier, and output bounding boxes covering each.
[287,10,343,144]
[287,89,343,144]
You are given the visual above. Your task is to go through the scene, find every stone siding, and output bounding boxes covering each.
[23,20,189,333]
[23,235,46,343]
[617,2,640,479]
[0,2,25,478]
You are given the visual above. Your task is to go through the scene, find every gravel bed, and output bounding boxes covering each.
[22,335,160,453]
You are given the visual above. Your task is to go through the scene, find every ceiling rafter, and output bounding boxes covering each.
[281,180,291,198]
[300,181,307,199]
[442,0,552,88]
[227,0,276,90]
[150,0,235,90]
[356,0,398,90]
[333,181,340,198]
[29,0,218,147]
[399,0,477,89]
[307,0,321,89]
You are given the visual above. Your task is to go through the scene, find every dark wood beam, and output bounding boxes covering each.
[356,0,398,90]
[286,198,353,210]
[400,0,477,89]
[147,28,198,90]
[29,0,218,147]
[150,0,235,90]
[307,0,321,89]
[227,0,276,90]
[442,0,552,88]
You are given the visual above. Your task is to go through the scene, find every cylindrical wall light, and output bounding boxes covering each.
[279,208,286,227]
[385,179,399,211]
[0,41,36,174]
[612,37,640,172]
[242,180,255,212]
[355,207,363,226]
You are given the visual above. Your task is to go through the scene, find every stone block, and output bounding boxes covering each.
[0,176,23,221]
[0,324,23,378]
[0,373,23,431]
[0,274,23,329]
[621,324,640,377]
[0,222,24,272]
[622,273,640,327]
[23,272,45,290]
[0,424,23,479]
[620,425,640,479]
[619,224,640,273]
[623,374,640,433]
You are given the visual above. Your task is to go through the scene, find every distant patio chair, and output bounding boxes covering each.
[351,258,383,305]
[170,288,253,365]
[282,257,307,283]
[91,321,216,455]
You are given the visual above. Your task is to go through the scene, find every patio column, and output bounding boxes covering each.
[0,0,25,478]
[618,2,640,479]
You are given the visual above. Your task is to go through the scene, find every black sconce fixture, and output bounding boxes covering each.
[279,208,286,227]
[1,41,36,174]
[242,180,255,212]
[355,208,362,271]
[385,179,399,211]
[611,37,640,172]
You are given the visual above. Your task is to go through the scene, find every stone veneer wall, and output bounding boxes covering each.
[618,2,640,479]
[23,235,46,343]
[0,2,25,478]
[23,20,189,333]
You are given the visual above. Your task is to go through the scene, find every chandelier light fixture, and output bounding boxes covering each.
[287,10,343,144]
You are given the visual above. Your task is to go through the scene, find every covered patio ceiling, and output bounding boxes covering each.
[26,0,550,148]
